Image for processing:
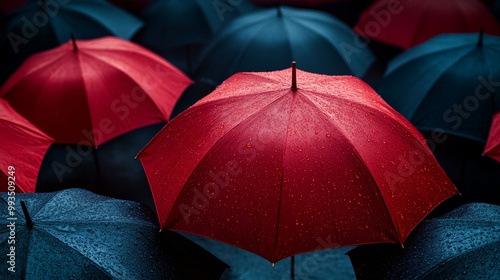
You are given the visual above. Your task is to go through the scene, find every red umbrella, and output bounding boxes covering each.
[0,99,54,193]
[0,36,192,146]
[138,63,457,263]
[355,0,500,49]
[484,112,500,162]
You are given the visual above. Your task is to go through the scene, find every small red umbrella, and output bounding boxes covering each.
[138,63,457,263]
[484,112,500,162]
[355,0,500,49]
[0,36,192,146]
[0,99,54,193]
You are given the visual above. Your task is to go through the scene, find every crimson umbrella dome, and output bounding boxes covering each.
[484,112,500,162]
[0,99,53,193]
[355,0,500,49]
[138,64,457,263]
[0,36,192,147]
[194,6,375,86]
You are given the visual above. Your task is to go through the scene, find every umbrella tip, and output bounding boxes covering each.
[291,61,298,91]
[271,263,275,268]
[478,29,484,47]
[20,201,34,228]
[401,244,404,249]
[70,33,78,52]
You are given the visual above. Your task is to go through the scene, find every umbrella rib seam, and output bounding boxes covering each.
[297,92,403,242]
[164,93,292,223]
[271,91,296,261]
[406,47,481,122]
[29,226,117,278]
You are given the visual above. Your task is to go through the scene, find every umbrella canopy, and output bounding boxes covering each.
[135,0,257,49]
[420,132,500,208]
[36,123,165,210]
[0,188,228,279]
[0,36,192,146]
[355,0,500,49]
[171,81,216,118]
[138,64,457,263]
[194,6,375,86]
[484,112,500,162]
[347,203,500,279]
[376,32,500,143]
[133,0,257,76]
[0,99,53,193]
[185,232,356,279]
[0,0,143,85]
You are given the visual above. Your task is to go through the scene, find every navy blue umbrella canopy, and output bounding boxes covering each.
[347,203,500,280]
[376,32,500,144]
[0,0,143,85]
[135,0,257,48]
[194,6,375,86]
[0,189,228,279]
[36,123,166,210]
[133,0,257,76]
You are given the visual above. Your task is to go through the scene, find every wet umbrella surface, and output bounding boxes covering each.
[138,64,457,263]
[0,99,53,193]
[348,203,500,279]
[194,6,375,86]
[0,36,192,146]
[376,32,500,144]
[0,189,228,279]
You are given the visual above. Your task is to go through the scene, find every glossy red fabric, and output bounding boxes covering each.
[355,0,500,49]
[0,36,192,146]
[484,112,500,163]
[138,66,457,263]
[0,99,53,193]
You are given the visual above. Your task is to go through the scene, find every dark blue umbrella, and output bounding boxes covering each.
[0,188,228,279]
[133,0,257,76]
[171,80,216,118]
[0,0,143,85]
[347,203,500,280]
[185,233,356,280]
[376,32,500,143]
[194,6,375,86]
[421,132,500,209]
[36,123,165,210]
